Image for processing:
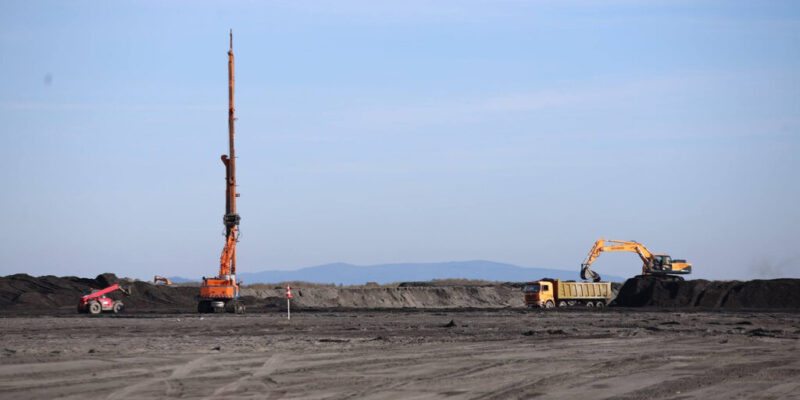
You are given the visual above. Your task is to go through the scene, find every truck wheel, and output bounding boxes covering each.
[595,301,605,309]
[585,301,594,308]
[234,302,245,314]
[89,302,102,314]
[545,300,554,309]
[112,302,124,314]
[558,301,568,308]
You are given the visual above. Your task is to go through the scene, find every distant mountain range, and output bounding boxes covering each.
[169,260,625,285]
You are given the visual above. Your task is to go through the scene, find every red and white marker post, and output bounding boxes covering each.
[285,284,292,320]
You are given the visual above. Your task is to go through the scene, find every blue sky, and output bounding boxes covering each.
[1,1,798,280]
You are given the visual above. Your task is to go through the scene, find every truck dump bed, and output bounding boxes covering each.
[557,280,611,300]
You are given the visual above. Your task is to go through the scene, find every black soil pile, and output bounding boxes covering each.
[5,273,800,313]
[0,273,199,314]
[614,276,800,309]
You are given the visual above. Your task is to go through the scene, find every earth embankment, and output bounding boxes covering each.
[1,273,799,314]
[613,276,800,308]
[0,274,527,314]
[0,273,198,313]
[240,285,525,310]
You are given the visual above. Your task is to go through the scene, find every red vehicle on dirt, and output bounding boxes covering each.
[77,284,129,314]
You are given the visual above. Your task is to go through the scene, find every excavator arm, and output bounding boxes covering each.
[218,228,237,277]
[580,239,654,282]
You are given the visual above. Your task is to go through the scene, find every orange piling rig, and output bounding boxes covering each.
[198,31,245,314]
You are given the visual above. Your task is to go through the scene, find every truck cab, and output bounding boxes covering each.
[523,281,555,308]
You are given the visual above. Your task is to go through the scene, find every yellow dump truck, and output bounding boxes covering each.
[523,278,612,308]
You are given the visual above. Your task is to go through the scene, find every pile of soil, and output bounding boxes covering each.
[240,285,525,310]
[0,273,199,314]
[0,273,530,314]
[5,272,799,313]
[614,276,800,308]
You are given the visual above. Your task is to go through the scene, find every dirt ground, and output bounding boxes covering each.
[1,309,799,399]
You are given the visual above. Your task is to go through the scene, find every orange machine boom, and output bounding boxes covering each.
[198,31,245,314]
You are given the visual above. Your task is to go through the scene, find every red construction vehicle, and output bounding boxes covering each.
[77,284,129,314]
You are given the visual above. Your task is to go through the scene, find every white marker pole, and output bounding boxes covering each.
[286,284,292,320]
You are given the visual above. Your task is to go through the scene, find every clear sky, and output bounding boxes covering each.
[1,1,798,280]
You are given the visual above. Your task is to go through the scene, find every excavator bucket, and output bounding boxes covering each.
[580,264,601,282]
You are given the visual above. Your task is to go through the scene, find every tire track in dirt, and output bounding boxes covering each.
[211,353,282,397]
[0,357,173,398]
[3,311,799,399]
[616,358,800,400]
[107,354,215,399]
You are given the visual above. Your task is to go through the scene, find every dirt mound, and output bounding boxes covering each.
[0,274,100,310]
[6,272,798,313]
[0,273,527,314]
[240,285,525,309]
[123,281,199,312]
[614,276,800,308]
[0,273,199,314]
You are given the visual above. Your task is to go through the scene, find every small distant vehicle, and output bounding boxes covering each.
[77,284,129,314]
[524,279,612,309]
[153,275,172,285]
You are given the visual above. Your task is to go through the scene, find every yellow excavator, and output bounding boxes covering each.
[580,239,692,282]
[153,276,172,285]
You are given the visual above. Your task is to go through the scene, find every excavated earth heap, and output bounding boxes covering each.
[2,273,799,314]
[0,274,528,314]
[240,284,525,309]
[0,273,198,314]
[614,276,800,308]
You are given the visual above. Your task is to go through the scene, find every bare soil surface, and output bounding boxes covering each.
[2,309,799,399]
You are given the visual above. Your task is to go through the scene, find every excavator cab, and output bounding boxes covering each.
[650,255,671,271]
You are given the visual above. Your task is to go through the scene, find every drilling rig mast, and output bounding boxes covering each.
[198,30,245,314]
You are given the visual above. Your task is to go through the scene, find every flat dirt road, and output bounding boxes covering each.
[2,309,799,399]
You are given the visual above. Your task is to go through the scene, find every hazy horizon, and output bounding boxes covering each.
[1,259,616,281]
[1,1,798,281]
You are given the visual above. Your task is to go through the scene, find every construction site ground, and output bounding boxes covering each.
[2,309,799,399]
